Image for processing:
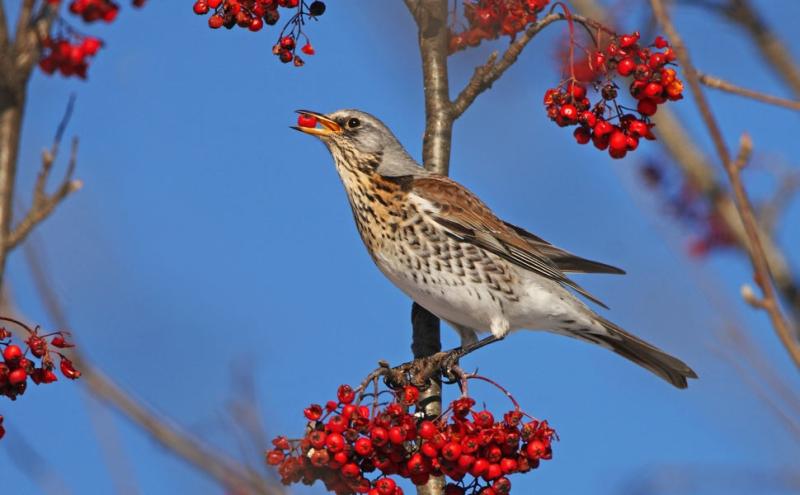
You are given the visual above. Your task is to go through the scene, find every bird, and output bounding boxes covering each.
[293,109,697,389]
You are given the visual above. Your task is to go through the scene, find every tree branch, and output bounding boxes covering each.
[569,0,800,336]
[452,12,602,119]
[697,71,800,111]
[6,96,83,251]
[406,1,453,493]
[20,238,283,495]
[650,0,800,370]
[720,0,800,97]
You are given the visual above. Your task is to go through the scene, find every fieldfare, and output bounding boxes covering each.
[293,109,697,389]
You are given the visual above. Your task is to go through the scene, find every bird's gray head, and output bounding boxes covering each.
[292,109,427,178]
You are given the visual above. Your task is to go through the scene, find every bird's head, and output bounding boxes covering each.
[292,109,426,177]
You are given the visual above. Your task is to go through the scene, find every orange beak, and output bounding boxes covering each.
[292,110,342,137]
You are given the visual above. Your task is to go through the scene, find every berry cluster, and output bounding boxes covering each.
[39,35,102,79]
[545,32,685,159]
[192,0,325,67]
[0,317,81,440]
[449,0,550,54]
[267,380,554,495]
[68,0,119,23]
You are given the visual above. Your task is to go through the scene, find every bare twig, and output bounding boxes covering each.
[697,71,800,111]
[21,240,282,494]
[650,0,800,369]
[452,12,605,118]
[6,97,82,251]
[720,0,800,97]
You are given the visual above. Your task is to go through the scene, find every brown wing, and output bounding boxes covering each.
[502,222,625,275]
[410,175,610,309]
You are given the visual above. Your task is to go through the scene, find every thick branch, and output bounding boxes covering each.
[650,0,800,369]
[452,13,600,118]
[415,0,453,175]
[698,71,800,111]
[407,2,452,494]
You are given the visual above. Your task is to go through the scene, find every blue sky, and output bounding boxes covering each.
[3,1,800,494]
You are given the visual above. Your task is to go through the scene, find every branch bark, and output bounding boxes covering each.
[408,1,452,494]
[650,0,800,370]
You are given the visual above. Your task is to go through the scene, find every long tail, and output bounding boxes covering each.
[593,316,698,389]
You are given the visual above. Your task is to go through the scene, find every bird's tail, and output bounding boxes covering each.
[593,316,698,389]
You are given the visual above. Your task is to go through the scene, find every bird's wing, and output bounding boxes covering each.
[502,221,625,275]
[409,175,610,309]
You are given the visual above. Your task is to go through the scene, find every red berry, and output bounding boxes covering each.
[354,437,373,456]
[609,131,627,152]
[654,35,669,48]
[266,450,285,465]
[375,478,397,495]
[441,442,463,461]
[60,358,81,379]
[573,127,590,144]
[617,57,636,76]
[304,404,323,420]
[470,458,489,477]
[326,432,345,452]
[371,427,389,446]
[302,42,315,55]
[279,50,293,63]
[493,476,512,495]
[208,14,223,28]
[280,36,296,50]
[248,17,263,31]
[619,31,640,48]
[389,426,406,445]
[637,98,658,116]
[644,82,663,98]
[8,368,27,385]
[341,462,361,478]
[193,1,209,14]
[567,82,586,100]
[559,104,577,122]
[418,420,437,440]
[3,344,23,361]
[484,463,503,481]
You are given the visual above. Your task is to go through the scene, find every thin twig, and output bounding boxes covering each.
[6,97,82,251]
[650,0,800,370]
[452,12,607,118]
[21,238,281,494]
[698,71,800,111]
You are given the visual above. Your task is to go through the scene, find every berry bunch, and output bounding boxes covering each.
[267,380,554,495]
[39,35,103,79]
[192,0,326,67]
[0,317,81,440]
[544,32,684,159]
[448,0,550,54]
[68,0,119,23]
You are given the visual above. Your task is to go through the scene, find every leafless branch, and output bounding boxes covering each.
[21,239,283,495]
[452,12,606,118]
[719,0,800,97]
[650,0,800,370]
[569,0,800,337]
[6,97,82,251]
[697,71,800,111]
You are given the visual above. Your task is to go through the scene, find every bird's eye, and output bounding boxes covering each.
[347,118,361,129]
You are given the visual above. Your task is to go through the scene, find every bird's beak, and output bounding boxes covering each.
[292,110,342,137]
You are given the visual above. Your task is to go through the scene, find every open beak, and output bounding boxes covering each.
[292,110,342,137]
